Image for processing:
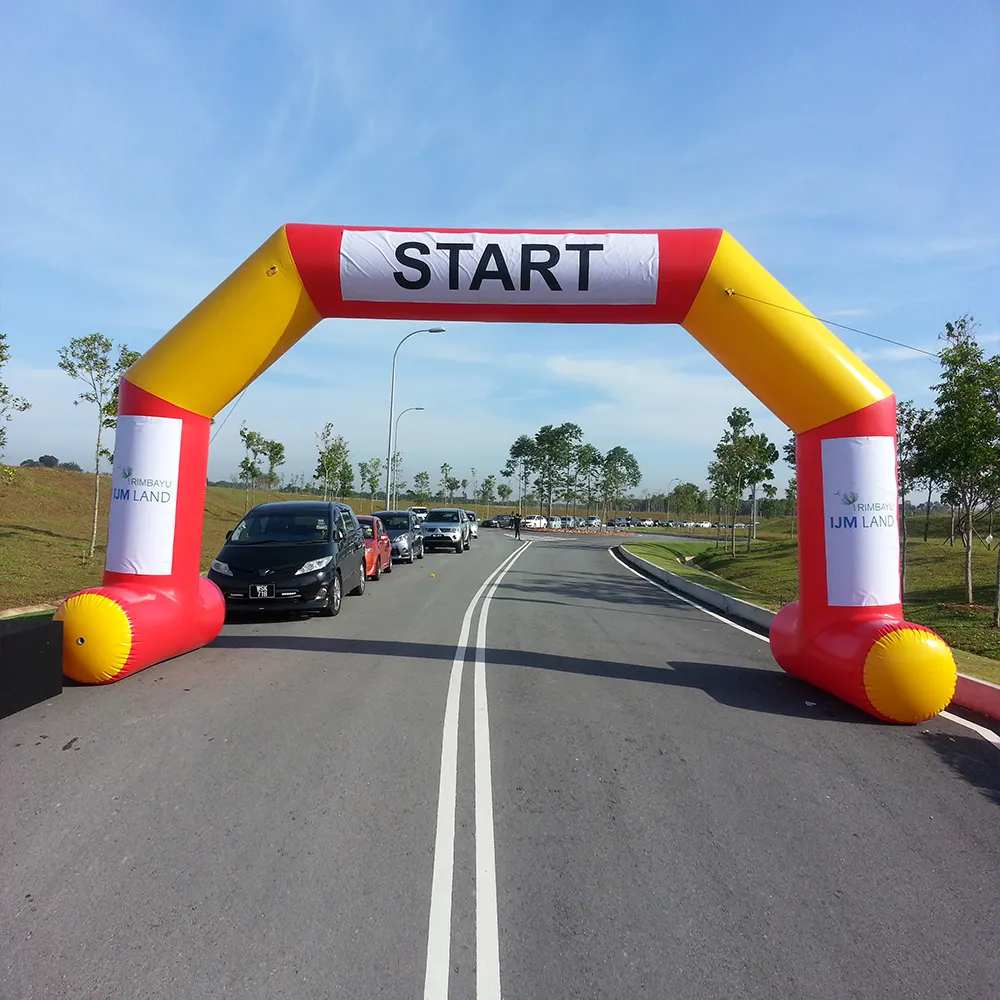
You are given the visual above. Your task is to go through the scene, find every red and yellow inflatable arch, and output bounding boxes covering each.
[55,225,956,722]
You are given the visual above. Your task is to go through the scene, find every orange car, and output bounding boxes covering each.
[357,515,393,581]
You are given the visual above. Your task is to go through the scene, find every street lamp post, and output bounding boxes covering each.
[384,327,444,506]
[663,477,680,521]
[391,406,424,508]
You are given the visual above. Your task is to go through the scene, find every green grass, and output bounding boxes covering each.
[624,537,1000,682]
[624,541,784,610]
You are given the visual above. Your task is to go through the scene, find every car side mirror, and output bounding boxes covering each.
[335,528,345,542]
[380,534,389,542]
[225,530,232,540]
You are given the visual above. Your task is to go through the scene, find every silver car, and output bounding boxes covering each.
[421,508,471,553]
[464,510,479,538]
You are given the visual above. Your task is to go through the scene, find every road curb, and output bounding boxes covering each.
[615,545,1000,723]
[616,545,775,631]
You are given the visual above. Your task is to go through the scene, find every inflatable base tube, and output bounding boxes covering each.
[771,602,956,723]
[56,579,224,684]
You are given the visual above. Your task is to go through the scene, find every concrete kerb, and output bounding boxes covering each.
[615,545,774,632]
[615,545,1000,723]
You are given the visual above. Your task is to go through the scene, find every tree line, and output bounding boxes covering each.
[501,423,642,519]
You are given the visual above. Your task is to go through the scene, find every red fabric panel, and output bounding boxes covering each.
[285,224,722,325]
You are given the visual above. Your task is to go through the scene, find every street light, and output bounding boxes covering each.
[391,406,424,508]
[663,477,680,520]
[384,327,444,505]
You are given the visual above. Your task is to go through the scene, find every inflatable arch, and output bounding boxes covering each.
[55,225,957,722]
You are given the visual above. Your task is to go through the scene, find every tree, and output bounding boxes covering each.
[263,439,285,497]
[922,317,1000,604]
[358,458,383,512]
[337,458,355,498]
[497,481,513,507]
[708,406,754,556]
[38,454,59,468]
[743,431,779,549]
[0,332,31,470]
[391,451,406,507]
[315,423,349,500]
[413,470,431,504]
[667,482,702,521]
[99,346,141,465]
[575,443,604,516]
[897,399,933,595]
[478,474,497,514]
[531,423,583,519]
[782,430,796,470]
[503,434,537,514]
[238,423,267,510]
[439,462,460,503]
[57,333,133,559]
[601,446,641,518]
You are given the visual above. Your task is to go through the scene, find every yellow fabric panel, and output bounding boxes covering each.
[863,627,957,724]
[681,232,890,432]
[55,592,133,684]
[126,227,322,417]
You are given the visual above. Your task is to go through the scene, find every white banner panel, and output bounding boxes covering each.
[340,230,659,304]
[105,415,183,576]
[821,436,900,607]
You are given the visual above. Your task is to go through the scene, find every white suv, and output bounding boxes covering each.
[408,506,429,523]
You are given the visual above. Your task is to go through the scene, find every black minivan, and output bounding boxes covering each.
[207,501,367,617]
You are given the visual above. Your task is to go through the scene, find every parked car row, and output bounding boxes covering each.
[207,501,480,619]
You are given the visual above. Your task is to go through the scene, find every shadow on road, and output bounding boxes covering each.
[919,731,1000,807]
[208,632,871,724]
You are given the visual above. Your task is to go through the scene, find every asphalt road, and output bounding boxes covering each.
[2,530,998,999]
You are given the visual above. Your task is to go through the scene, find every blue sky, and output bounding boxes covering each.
[2,0,998,495]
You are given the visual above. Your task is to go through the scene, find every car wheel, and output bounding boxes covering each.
[464,536,471,550]
[350,562,366,596]
[454,538,463,553]
[319,571,342,617]
[416,542,423,560]
[371,557,381,582]
[384,553,393,573]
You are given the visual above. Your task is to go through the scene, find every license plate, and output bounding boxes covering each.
[249,584,274,599]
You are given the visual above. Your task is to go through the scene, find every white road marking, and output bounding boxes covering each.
[423,541,532,1000]
[607,546,768,641]
[939,711,1000,750]
[474,542,533,1000]
[608,547,1000,749]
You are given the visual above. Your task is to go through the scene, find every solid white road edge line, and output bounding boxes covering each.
[938,710,1000,750]
[423,540,532,1000]
[607,547,1000,751]
[607,546,768,642]
[474,541,533,1000]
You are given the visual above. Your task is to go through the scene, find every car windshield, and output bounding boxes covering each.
[427,510,460,522]
[229,511,329,543]
[378,513,411,530]
[359,521,375,539]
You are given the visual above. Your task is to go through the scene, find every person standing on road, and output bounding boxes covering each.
[512,512,521,539]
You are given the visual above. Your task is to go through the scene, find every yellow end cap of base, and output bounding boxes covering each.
[682,232,891,433]
[54,592,133,684]
[863,627,957,724]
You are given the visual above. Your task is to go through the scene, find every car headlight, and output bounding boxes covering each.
[396,535,409,547]
[211,559,233,576]
[295,555,333,576]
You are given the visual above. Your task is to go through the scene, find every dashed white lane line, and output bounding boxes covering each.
[423,541,531,1000]
[607,546,1000,751]
[473,542,533,1000]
